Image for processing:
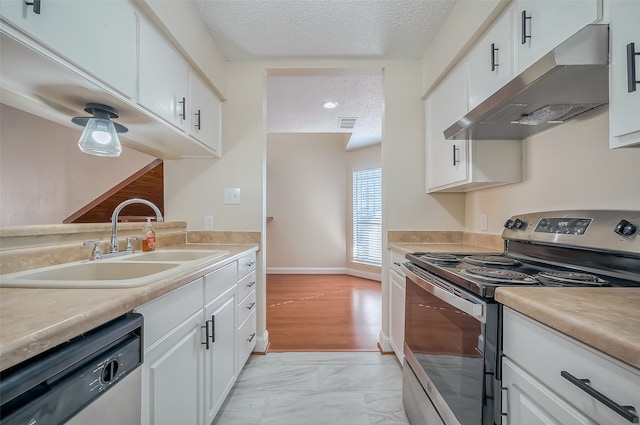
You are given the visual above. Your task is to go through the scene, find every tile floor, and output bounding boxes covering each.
[212,352,411,425]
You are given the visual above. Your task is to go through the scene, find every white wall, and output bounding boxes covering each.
[0,105,154,226]
[266,133,349,272]
[465,109,640,233]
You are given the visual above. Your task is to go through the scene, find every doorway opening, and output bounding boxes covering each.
[265,68,384,351]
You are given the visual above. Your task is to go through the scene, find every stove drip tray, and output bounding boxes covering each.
[463,255,521,267]
[460,268,538,284]
[536,271,609,287]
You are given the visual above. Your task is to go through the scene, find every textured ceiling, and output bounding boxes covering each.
[193,0,456,149]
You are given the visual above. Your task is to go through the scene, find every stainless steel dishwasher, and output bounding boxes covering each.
[0,313,143,425]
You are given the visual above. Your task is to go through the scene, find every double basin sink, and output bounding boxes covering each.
[0,249,230,289]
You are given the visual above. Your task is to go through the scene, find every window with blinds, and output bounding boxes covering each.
[352,168,382,266]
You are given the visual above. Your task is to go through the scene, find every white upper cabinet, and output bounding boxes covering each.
[608,0,640,148]
[189,72,222,155]
[512,0,602,74]
[138,16,189,132]
[426,61,522,193]
[0,0,136,99]
[468,5,514,110]
[426,62,469,191]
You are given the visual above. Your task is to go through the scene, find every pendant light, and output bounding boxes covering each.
[71,103,128,157]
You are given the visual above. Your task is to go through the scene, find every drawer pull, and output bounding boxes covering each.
[201,319,212,350]
[245,261,255,267]
[25,0,41,14]
[246,281,256,288]
[628,42,639,93]
[561,371,639,423]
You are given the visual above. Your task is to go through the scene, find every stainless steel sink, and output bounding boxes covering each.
[124,249,229,262]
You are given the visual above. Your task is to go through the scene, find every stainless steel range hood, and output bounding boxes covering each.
[444,24,609,141]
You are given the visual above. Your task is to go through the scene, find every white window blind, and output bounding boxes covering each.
[352,168,382,266]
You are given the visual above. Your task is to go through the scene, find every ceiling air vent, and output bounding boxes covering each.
[338,117,357,129]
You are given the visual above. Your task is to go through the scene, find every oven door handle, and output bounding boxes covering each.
[403,265,486,322]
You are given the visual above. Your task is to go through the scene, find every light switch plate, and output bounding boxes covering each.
[204,215,214,230]
[224,188,241,205]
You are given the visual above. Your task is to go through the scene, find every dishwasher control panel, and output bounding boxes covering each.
[0,313,143,425]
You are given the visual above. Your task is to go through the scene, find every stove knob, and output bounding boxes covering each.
[504,219,514,229]
[513,218,526,230]
[614,219,637,236]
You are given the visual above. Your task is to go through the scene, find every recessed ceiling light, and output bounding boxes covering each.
[323,101,339,109]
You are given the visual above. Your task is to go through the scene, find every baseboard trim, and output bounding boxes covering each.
[266,267,381,282]
[253,330,269,354]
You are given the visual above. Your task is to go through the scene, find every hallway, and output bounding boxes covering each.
[266,274,382,351]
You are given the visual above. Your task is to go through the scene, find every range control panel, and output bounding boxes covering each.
[535,218,592,235]
[502,210,640,253]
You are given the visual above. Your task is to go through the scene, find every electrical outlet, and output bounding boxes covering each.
[204,215,214,230]
[224,188,241,205]
[480,213,488,231]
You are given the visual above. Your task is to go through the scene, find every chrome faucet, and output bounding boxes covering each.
[111,198,163,253]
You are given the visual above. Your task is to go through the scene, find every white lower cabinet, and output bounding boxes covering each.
[203,288,236,424]
[388,249,405,364]
[502,357,596,425]
[138,278,205,425]
[502,307,640,425]
[136,252,259,425]
[143,310,204,425]
[236,253,257,372]
[203,262,237,424]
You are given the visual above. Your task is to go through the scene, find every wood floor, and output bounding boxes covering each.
[266,274,382,352]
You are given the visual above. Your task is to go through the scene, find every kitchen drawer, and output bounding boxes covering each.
[238,252,256,279]
[237,289,257,326]
[204,262,237,305]
[389,250,406,276]
[503,308,640,425]
[237,309,256,370]
[237,270,257,304]
[136,277,203,349]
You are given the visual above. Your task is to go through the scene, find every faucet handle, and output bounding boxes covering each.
[83,240,103,260]
[125,236,138,252]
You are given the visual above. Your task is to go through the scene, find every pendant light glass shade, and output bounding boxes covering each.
[77,118,122,157]
[72,103,128,157]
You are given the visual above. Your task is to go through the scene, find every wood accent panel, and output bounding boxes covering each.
[267,274,381,352]
[65,160,164,223]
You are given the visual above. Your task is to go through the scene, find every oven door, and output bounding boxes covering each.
[402,264,494,425]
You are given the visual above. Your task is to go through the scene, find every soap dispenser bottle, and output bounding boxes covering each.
[142,218,156,251]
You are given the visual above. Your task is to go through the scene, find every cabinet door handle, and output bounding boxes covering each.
[521,10,532,45]
[246,302,256,310]
[561,371,639,423]
[25,0,41,14]
[246,281,256,288]
[195,109,201,130]
[210,314,216,343]
[452,145,460,166]
[201,319,212,350]
[247,332,256,342]
[627,43,639,93]
[178,97,186,120]
[491,43,499,71]
[500,386,508,425]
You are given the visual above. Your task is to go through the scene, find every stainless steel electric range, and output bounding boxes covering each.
[401,210,640,425]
